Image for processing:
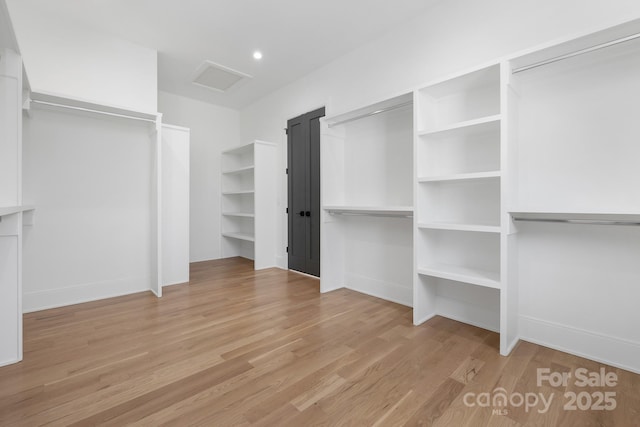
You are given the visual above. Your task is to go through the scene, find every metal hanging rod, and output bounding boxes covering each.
[31,99,157,123]
[513,32,640,74]
[327,101,412,128]
[328,211,413,219]
[513,218,640,226]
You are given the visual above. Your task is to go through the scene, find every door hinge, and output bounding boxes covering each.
[284,128,288,135]
[286,168,288,174]
[286,246,289,253]
[286,207,289,214]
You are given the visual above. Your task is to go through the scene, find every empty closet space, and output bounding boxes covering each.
[21,106,156,309]
[321,93,413,306]
[508,21,640,369]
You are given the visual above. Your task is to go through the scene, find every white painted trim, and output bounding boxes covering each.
[289,269,320,280]
[276,255,287,270]
[503,335,520,356]
[413,312,438,326]
[345,274,412,308]
[436,310,500,334]
[161,123,190,132]
[519,315,640,374]
[23,278,152,313]
[0,357,21,368]
[163,281,188,287]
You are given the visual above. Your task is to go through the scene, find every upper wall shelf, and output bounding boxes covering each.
[324,92,413,128]
[0,205,34,217]
[30,91,158,123]
[418,115,501,137]
[510,19,640,74]
[510,211,640,225]
[221,140,276,156]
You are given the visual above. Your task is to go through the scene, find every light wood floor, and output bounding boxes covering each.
[0,258,638,426]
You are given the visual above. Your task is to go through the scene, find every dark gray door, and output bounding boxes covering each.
[287,107,324,277]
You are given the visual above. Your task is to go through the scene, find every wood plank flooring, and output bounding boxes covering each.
[0,257,638,426]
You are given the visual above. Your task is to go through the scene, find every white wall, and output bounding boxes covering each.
[22,108,154,312]
[158,91,241,262]
[161,124,190,285]
[6,0,157,113]
[0,1,18,51]
[240,0,640,268]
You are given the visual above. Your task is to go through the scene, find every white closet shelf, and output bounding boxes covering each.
[509,211,640,225]
[222,190,255,195]
[417,264,501,289]
[418,114,501,137]
[324,205,413,216]
[222,165,255,175]
[0,205,35,217]
[222,232,255,242]
[30,91,158,122]
[221,142,254,155]
[418,171,501,183]
[222,212,255,218]
[222,140,275,156]
[417,222,501,233]
[324,92,413,127]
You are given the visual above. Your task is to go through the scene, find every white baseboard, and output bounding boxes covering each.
[0,356,22,368]
[414,312,438,326]
[23,277,151,313]
[276,255,287,270]
[345,274,412,307]
[503,335,520,356]
[519,315,640,374]
[289,269,320,280]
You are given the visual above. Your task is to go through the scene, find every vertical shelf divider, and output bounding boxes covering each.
[414,62,513,354]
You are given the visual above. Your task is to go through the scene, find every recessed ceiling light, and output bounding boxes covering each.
[253,51,263,60]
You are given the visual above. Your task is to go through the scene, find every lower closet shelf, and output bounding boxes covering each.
[222,232,255,242]
[417,264,500,289]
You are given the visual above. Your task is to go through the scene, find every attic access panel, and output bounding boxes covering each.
[192,61,252,92]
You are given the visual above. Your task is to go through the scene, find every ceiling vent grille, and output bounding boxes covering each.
[192,61,252,93]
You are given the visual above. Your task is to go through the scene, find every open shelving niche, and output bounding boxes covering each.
[414,62,519,355]
[220,140,277,270]
[321,92,414,306]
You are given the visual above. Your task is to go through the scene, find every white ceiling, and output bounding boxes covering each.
[12,0,441,109]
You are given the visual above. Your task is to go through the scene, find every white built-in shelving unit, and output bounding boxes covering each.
[1,44,190,365]
[321,93,414,306]
[0,48,25,366]
[314,18,640,372]
[413,63,517,354]
[220,140,277,269]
